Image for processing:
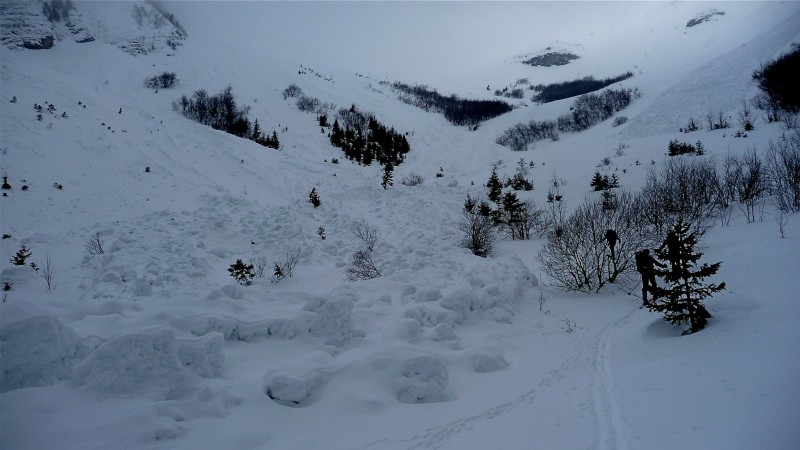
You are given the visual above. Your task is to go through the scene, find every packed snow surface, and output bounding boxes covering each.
[1,1,799,449]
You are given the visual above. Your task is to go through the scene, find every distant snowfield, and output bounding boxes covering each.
[1,1,799,449]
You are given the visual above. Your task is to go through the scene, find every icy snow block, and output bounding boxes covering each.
[430,323,458,342]
[0,302,87,392]
[396,356,451,404]
[264,372,323,407]
[467,350,509,373]
[70,328,202,400]
[304,298,354,346]
[176,332,225,378]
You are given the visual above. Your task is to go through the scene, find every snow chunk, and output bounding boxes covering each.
[465,349,509,373]
[264,372,324,407]
[396,355,452,404]
[430,323,458,342]
[0,302,87,392]
[176,332,225,378]
[69,328,221,400]
[303,297,354,346]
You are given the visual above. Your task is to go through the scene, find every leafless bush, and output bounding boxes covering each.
[776,211,788,238]
[737,100,755,132]
[282,83,303,99]
[345,250,381,281]
[539,191,655,292]
[272,247,302,283]
[459,202,497,257]
[352,219,380,252]
[765,135,800,212]
[40,254,56,292]
[400,173,425,186]
[637,158,719,236]
[84,232,104,255]
[250,256,268,278]
[714,154,740,226]
[736,148,769,223]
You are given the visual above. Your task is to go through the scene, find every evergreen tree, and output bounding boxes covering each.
[590,171,607,191]
[251,119,263,142]
[487,167,503,203]
[228,259,255,285]
[309,187,321,207]
[330,119,343,147]
[647,221,725,334]
[9,244,32,265]
[381,162,394,189]
[501,192,525,239]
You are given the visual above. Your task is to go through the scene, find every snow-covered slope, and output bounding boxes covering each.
[1,2,799,449]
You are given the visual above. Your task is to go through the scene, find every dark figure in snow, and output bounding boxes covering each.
[635,249,665,305]
[658,229,680,269]
[605,229,618,260]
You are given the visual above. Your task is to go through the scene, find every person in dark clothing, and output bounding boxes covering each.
[658,229,680,268]
[605,229,618,261]
[635,249,666,305]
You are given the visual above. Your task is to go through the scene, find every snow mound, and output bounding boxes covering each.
[69,328,222,400]
[464,348,509,373]
[440,258,538,322]
[180,296,356,345]
[0,301,88,392]
[396,355,452,404]
[264,371,325,407]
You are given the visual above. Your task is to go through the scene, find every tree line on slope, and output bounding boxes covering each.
[173,86,280,149]
[388,81,513,127]
[531,72,633,104]
[496,88,640,151]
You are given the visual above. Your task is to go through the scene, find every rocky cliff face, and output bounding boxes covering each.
[1,1,185,55]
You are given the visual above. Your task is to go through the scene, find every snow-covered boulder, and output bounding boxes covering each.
[0,301,87,392]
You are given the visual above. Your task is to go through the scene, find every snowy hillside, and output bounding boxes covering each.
[1,2,799,449]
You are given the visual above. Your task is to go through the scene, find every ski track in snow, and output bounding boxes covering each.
[591,304,638,450]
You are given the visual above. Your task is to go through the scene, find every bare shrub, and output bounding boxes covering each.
[400,173,425,186]
[345,250,381,281]
[250,256,268,278]
[736,148,769,223]
[714,153,741,226]
[539,191,656,292]
[459,196,497,257]
[272,247,302,283]
[737,100,755,132]
[40,254,56,292]
[637,158,719,236]
[84,232,104,255]
[765,134,800,212]
[352,219,380,252]
[282,83,303,99]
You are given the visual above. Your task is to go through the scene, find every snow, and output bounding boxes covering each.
[1,1,800,449]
